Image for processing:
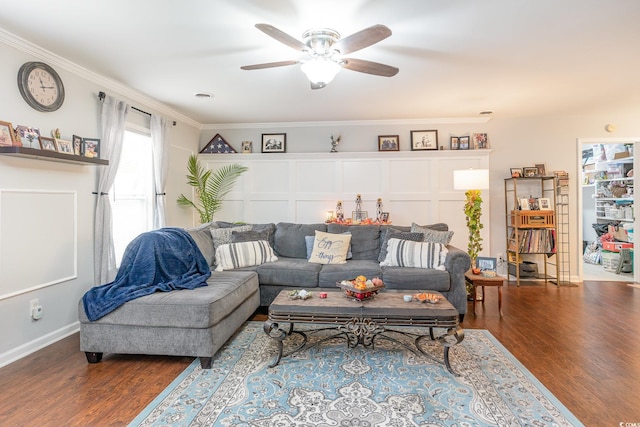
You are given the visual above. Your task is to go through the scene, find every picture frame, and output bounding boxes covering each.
[40,136,58,151]
[15,125,41,149]
[450,136,460,150]
[352,211,368,223]
[410,130,438,151]
[523,167,538,177]
[510,168,522,178]
[476,256,497,272]
[378,135,399,151]
[535,163,546,176]
[473,133,488,149]
[0,121,16,146]
[72,135,83,156]
[56,138,73,154]
[380,212,390,222]
[459,135,470,150]
[82,137,100,158]
[519,198,531,210]
[539,197,552,210]
[262,133,286,153]
[241,141,252,154]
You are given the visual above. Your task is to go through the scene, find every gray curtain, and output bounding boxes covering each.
[150,114,169,229]
[94,95,129,284]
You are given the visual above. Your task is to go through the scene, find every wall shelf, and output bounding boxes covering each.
[0,146,108,165]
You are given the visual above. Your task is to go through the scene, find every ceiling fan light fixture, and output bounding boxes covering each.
[301,57,341,85]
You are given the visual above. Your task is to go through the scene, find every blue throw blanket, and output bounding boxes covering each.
[83,227,211,321]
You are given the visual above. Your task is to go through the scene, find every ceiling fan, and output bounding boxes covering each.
[241,23,399,89]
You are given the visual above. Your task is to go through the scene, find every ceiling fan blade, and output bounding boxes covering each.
[241,60,300,70]
[333,24,392,55]
[255,23,307,51]
[342,58,399,77]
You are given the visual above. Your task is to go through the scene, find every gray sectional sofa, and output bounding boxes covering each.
[79,221,470,368]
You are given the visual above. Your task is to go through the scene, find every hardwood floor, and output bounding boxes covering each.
[1,281,639,426]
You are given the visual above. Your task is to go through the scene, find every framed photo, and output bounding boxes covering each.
[378,135,399,151]
[72,135,83,155]
[262,133,286,153]
[510,168,522,178]
[15,125,41,149]
[241,141,252,153]
[519,198,531,210]
[539,197,552,210]
[82,137,100,158]
[0,121,16,146]
[352,211,368,222]
[380,212,390,222]
[476,256,497,272]
[473,133,488,149]
[450,136,460,150]
[459,135,470,150]
[410,130,438,151]
[523,167,538,177]
[40,136,58,151]
[535,163,546,176]
[57,138,73,154]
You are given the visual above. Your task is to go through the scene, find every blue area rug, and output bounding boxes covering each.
[129,322,583,426]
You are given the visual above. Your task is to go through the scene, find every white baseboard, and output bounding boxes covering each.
[0,322,79,369]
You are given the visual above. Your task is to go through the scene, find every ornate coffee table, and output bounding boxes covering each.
[264,289,464,375]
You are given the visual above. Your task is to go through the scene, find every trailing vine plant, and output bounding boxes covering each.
[463,189,484,270]
[177,154,248,224]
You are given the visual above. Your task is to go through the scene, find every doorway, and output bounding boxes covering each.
[577,138,638,282]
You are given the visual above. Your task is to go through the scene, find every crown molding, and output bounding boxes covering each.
[0,28,202,129]
[202,116,491,130]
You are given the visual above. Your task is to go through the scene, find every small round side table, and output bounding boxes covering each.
[465,271,505,317]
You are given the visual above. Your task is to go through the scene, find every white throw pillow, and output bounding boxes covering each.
[214,240,278,271]
[308,230,351,265]
[209,225,252,264]
[380,238,448,270]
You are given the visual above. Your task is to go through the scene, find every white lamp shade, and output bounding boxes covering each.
[453,169,490,190]
[301,57,341,84]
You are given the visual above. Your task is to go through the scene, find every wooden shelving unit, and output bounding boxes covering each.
[0,146,108,165]
[504,176,559,286]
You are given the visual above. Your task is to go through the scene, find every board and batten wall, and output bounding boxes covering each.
[200,150,491,252]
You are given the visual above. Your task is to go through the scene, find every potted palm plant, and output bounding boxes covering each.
[177,154,248,223]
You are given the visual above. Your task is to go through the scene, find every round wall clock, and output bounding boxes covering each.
[17,62,65,112]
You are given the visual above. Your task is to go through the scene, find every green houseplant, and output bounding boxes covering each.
[463,189,484,273]
[177,154,248,224]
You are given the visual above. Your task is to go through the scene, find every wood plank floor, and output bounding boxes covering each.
[1,280,639,426]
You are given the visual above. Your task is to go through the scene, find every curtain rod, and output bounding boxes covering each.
[98,92,176,126]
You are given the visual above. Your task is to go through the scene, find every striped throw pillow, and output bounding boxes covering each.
[214,240,278,271]
[379,238,448,270]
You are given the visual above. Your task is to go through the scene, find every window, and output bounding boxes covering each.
[111,130,153,265]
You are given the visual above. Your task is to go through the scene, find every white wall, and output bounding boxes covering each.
[0,38,200,367]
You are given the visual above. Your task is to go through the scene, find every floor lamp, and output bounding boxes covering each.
[453,169,490,272]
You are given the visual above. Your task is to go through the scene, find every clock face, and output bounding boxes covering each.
[18,62,65,112]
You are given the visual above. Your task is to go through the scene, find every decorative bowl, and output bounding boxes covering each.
[413,292,442,304]
[337,278,385,301]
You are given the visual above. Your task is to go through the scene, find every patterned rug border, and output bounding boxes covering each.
[129,322,583,426]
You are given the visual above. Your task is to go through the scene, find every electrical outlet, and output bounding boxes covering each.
[497,252,505,266]
[30,298,43,320]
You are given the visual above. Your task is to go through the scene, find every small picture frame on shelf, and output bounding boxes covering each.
[0,121,16,146]
[510,168,522,178]
[82,137,100,158]
[519,198,531,210]
[535,163,546,176]
[410,130,438,151]
[523,167,538,177]
[352,211,368,223]
[40,136,58,151]
[262,133,286,153]
[15,125,41,149]
[241,141,252,153]
[476,256,497,272]
[538,198,552,210]
[72,135,83,155]
[378,135,399,151]
[459,135,470,150]
[380,212,390,222]
[450,136,460,150]
[473,133,488,149]
[56,138,73,154]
